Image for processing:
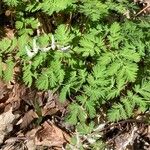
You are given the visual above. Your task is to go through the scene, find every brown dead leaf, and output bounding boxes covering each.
[19,109,38,129]
[41,91,58,116]
[1,144,15,150]
[115,126,138,150]
[21,88,39,106]
[26,139,36,150]
[2,138,27,150]
[25,128,39,150]
[0,80,9,101]
[35,121,71,148]
[147,125,150,139]
[42,107,58,117]
[0,107,16,144]
[5,83,26,111]
[42,91,68,117]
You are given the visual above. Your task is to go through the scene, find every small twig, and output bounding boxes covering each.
[100,119,148,133]
[135,5,150,16]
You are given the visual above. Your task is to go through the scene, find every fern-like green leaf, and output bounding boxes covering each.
[108,22,122,48]
[59,71,77,101]
[3,59,15,82]
[40,0,75,15]
[118,62,138,82]
[76,95,96,118]
[67,103,87,125]
[3,0,19,6]
[32,53,47,69]
[59,84,70,102]
[36,74,49,90]
[23,64,35,87]
[80,0,108,21]
[55,24,74,46]
[85,100,96,118]
[134,81,150,99]
[120,49,141,63]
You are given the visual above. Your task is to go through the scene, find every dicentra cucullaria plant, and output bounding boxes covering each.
[0,0,150,149]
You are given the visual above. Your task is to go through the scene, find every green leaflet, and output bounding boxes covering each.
[36,59,65,90]
[77,31,105,56]
[3,0,19,6]
[108,22,122,49]
[79,0,108,21]
[76,122,94,135]
[16,18,39,36]
[59,71,77,102]
[67,103,87,125]
[32,53,47,69]
[59,84,71,102]
[119,62,138,82]
[134,81,150,100]
[23,63,36,87]
[76,95,96,118]
[36,74,49,90]
[40,0,75,15]
[107,88,149,122]
[0,39,12,53]
[3,59,15,82]
[55,24,74,46]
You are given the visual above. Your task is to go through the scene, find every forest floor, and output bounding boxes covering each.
[0,2,150,149]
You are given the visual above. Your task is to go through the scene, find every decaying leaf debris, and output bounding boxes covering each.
[0,80,71,149]
[0,108,16,144]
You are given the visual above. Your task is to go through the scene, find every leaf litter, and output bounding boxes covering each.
[0,78,149,150]
[0,79,72,149]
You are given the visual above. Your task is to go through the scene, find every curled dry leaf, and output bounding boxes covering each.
[0,107,16,144]
[19,109,38,129]
[35,121,71,148]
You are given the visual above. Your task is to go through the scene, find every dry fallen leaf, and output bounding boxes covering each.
[0,80,8,100]
[0,107,16,144]
[35,121,71,148]
[115,126,138,150]
[26,139,36,150]
[25,128,39,150]
[3,83,28,113]
[18,109,38,129]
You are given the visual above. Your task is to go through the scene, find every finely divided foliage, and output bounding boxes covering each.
[0,0,150,146]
